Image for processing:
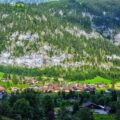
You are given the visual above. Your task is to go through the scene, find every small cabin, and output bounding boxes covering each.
[0,86,5,99]
[82,102,111,114]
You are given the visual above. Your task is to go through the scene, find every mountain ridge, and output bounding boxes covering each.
[0,0,59,3]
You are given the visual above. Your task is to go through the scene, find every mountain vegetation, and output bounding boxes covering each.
[0,89,119,120]
[0,0,119,81]
[0,0,120,120]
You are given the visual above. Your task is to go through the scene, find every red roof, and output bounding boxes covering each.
[0,86,5,92]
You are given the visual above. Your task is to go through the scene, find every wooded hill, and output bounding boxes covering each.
[0,0,119,79]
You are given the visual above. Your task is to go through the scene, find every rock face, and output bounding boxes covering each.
[114,33,120,45]
[0,0,120,69]
[0,51,73,68]
[65,26,101,39]
[10,32,39,41]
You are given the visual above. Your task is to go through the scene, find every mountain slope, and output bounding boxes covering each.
[0,0,119,72]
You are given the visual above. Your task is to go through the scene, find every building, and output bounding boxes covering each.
[0,86,5,99]
[82,101,111,114]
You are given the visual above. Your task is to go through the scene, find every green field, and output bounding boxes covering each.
[0,72,30,92]
[68,76,112,84]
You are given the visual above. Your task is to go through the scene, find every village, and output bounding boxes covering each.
[0,70,119,118]
[0,74,119,94]
[0,81,109,96]
[31,83,106,93]
[0,75,119,118]
[0,83,114,115]
[7,81,110,93]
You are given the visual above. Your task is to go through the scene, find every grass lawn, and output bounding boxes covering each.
[79,76,112,84]
[68,76,112,84]
[94,114,115,120]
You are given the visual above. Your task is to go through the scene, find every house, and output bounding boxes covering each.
[77,84,86,91]
[83,84,96,92]
[53,84,61,93]
[0,86,5,99]
[97,83,106,89]
[105,89,116,94]
[11,87,19,92]
[62,85,70,92]
[82,101,111,114]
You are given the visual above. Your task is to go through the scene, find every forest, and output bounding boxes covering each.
[0,89,120,120]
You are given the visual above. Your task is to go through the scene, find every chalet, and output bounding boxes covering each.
[53,84,61,93]
[77,84,85,91]
[84,84,96,92]
[42,85,49,92]
[105,89,116,94]
[11,87,19,92]
[97,83,107,89]
[82,101,111,114]
[47,84,54,92]
[40,84,59,92]
[62,85,70,92]
[0,86,5,99]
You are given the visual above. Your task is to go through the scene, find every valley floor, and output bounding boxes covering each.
[0,70,119,93]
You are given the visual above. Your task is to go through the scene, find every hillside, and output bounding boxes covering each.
[0,0,119,75]
[0,1,120,120]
